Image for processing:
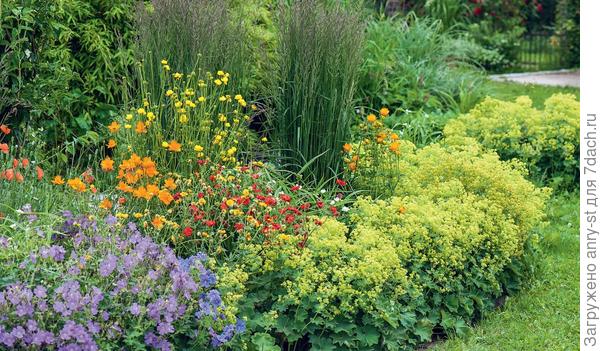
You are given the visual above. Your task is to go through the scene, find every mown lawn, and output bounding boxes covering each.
[432,193,579,351]
[487,80,580,109]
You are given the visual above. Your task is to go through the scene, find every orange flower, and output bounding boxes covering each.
[15,172,24,183]
[107,139,117,149]
[21,159,30,168]
[0,143,8,154]
[167,140,182,152]
[151,215,165,230]
[67,178,87,192]
[81,169,95,184]
[135,121,147,134]
[99,198,113,210]
[3,169,14,181]
[399,206,407,214]
[117,181,133,193]
[380,107,390,117]
[0,124,10,135]
[146,183,160,196]
[389,142,400,153]
[366,114,377,123]
[348,162,357,172]
[158,189,174,205]
[133,186,153,201]
[108,121,120,133]
[52,175,65,185]
[164,178,177,191]
[12,159,19,169]
[36,166,44,181]
[342,143,352,153]
[101,157,114,172]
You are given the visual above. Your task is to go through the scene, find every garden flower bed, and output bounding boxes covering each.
[0,1,579,350]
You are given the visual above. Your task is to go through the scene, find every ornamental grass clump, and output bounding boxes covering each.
[272,0,364,183]
[443,93,580,188]
[0,209,243,350]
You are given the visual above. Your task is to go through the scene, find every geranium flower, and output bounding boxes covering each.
[0,124,10,135]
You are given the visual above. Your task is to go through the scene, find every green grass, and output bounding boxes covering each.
[432,193,579,351]
[486,80,580,109]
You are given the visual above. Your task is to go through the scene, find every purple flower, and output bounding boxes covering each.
[99,254,118,277]
[39,245,66,262]
[0,236,9,248]
[157,322,174,336]
[129,303,142,316]
[104,215,118,227]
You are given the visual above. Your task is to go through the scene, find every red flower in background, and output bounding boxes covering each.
[536,4,542,12]
[183,227,193,237]
[473,6,483,16]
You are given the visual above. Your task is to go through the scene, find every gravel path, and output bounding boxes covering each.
[490,69,580,87]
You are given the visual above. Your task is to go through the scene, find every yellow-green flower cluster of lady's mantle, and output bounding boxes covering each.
[225,141,550,350]
[444,93,580,188]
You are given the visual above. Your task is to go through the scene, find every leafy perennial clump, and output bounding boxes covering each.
[443,93,580,188]
[0,209,243,350]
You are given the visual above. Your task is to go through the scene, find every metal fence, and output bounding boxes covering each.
[518,31,567,72]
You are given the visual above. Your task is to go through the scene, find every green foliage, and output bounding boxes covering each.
[136,0,253,99]
[359,15,485,115]
[486,81,580,110]
[225,140,549,350]
[384,110,456,148]
[444,94,580,188]
[554,0,580,67]
[0,0,136,148]
[432,193,579,351]
[271,0,365,183]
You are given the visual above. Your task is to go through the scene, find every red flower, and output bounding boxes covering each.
[183,227,193,237]
[285,214,296,224]
[536,4,542,12]
[280,194,291,202]
[335,179,347,187]
[205,220,216,227]
[291,184,301,192]
[473,6,482,16]
[330,206,339,216]
[300,202,311,211]
[316,200,324,208]
[234,223,245,232]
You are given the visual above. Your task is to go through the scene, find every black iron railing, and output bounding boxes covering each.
[518,31,567,71]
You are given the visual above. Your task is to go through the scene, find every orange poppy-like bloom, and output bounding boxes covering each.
[15,172,24,183]
[151,215,165,230]
[366,114,377,123]
[133,186,153,201]
[67,178,87,192]
[163,178,177,191]
[99,198,112,210]
[380,107,390,117]
[158,189,174,205]
[52,175,65,185]
[12,159,19,169]
[146,183,160,196]
[107,121,120,133]
[389,142,400,153]
[107,139,117,149]
[167,140,182,152]
[2,169,14,181]
[36,166,44,181]
[21,159,30,168]
[342,143,352,153]
[0,124,10,135]
[135,121,147,134]
[101,157,114,172]
[0,143,8,154]
[116,181,133,193]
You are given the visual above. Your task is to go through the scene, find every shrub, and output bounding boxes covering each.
[443,94,580,188]
[226,141,549,350]
[554,0,580,67]
[272,0,364,183]
[359,16,485,115]
[0,209,243,350]
[0,0,136,148]
[136,0,252,99]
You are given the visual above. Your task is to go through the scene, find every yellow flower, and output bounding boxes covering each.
[166,89,174,97]
[134,212,143,219]
[217,70,225,76]
[218,114,227,122]
[214,79,223,86]
[219,96,226,102]
[125,124,132,129]
[179,115,188,124]
[226,199,235,207]
[194,145,204,152]
[162,141,169,148]
[174,101,183,108]
[147,112,156,121]
[137,108,146,115]
[125,114,133,121]
[367,114,377,123]
[198,96,206,102]
[227,147,237,156]
[173,72,183,80]
[163,65,171,71]
[161,59,168,65]
[261,137,268,142]
[234,94,242,100]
